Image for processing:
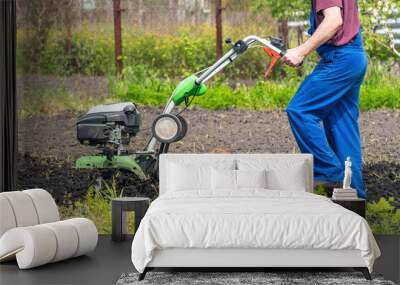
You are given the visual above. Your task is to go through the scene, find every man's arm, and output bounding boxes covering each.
[283,6,343,67]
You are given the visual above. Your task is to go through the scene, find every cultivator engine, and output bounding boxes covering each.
[76,102,155,179]
[75,35,286,179]
[77,102,140,152]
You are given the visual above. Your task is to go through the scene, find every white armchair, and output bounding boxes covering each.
[0,189,98,269]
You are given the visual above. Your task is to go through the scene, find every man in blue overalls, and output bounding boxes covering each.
[283,0,368,198]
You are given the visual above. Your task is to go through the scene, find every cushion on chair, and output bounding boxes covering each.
[23,189,60,223]
[42,221,79,262]
[0,218,98,269]
[64,218,98,257]
[0,191,39,227]
[0,196,17,237]
[0,226,57,269]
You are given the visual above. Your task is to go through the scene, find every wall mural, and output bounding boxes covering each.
[16,0,399,234]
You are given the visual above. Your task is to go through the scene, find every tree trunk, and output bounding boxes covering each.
[113,0,123,75]
[278,18,289,49]
[215,0,223,59]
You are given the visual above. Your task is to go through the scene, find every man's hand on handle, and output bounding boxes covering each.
[283,47,307,67]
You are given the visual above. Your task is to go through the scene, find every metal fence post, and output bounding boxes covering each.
[215,0,223,59]
[113,0,123,75]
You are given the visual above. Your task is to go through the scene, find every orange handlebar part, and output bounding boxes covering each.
[263,47,283,78]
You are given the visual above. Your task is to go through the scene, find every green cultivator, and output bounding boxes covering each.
[76,36,286,179]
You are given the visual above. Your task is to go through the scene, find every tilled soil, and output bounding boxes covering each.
[17,153,159,204]
[17,107,400,206]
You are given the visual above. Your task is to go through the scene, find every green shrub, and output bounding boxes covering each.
[314,185,329,197]
[367,197,400,235]
[18,24,277,80]
[314,187,399,234]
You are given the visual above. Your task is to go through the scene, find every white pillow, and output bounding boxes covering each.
[238,159,308,191]
[166,160,236,192]
[236,169,267,189]
[167,163,211,191]
[211,168,268,191]
[211,168,236,191]
[267,164,307,191]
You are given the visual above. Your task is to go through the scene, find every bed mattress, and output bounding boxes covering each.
[131,190,380,273]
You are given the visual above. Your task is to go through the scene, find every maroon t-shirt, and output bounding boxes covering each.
[313,0,360,46]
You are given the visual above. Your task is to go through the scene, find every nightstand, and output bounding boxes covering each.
[112,197,150,242]
[332,198,366,218]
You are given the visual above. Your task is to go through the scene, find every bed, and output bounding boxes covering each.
[131,154,380,280]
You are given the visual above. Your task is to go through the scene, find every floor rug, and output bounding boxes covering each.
[117,271,395,285]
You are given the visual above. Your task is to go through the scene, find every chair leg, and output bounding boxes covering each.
[138,268,148,281]
[354,267,372,280]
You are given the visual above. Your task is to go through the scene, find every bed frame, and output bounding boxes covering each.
[138,154,372,281]
[139,248,371,280]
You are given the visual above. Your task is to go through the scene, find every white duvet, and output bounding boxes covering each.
[131,190,380,273]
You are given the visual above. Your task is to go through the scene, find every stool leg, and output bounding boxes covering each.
[112,202,123,242]
[121,210,127,237]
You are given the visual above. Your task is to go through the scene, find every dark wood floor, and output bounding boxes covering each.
[0,235,135,285]
[0,235,398,285]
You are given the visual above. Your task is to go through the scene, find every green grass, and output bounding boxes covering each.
[16,23,400,113]
[17,60,400,118]
[359,63,400,110]
[111,62,400,112]
[59,177,135,235]
[18,88,117,117]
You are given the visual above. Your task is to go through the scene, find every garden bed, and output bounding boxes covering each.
[17,107,400,207]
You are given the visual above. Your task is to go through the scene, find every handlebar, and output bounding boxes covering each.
[243,35,286,56]
[145,35,287,152]
[196,35,286,84]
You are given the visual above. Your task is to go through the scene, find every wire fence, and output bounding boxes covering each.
[16,0,273,34]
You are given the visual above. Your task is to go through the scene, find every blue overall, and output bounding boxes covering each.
[286,3,368,198]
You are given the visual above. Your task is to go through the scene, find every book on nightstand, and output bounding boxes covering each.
[332,188,358,200]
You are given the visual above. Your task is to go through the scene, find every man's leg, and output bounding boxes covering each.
[323,81,366,198]
[286,56,365,184]
[287,78,341,183]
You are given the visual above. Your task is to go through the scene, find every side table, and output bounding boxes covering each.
[112,197,150,242]
[332,198,366,218]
